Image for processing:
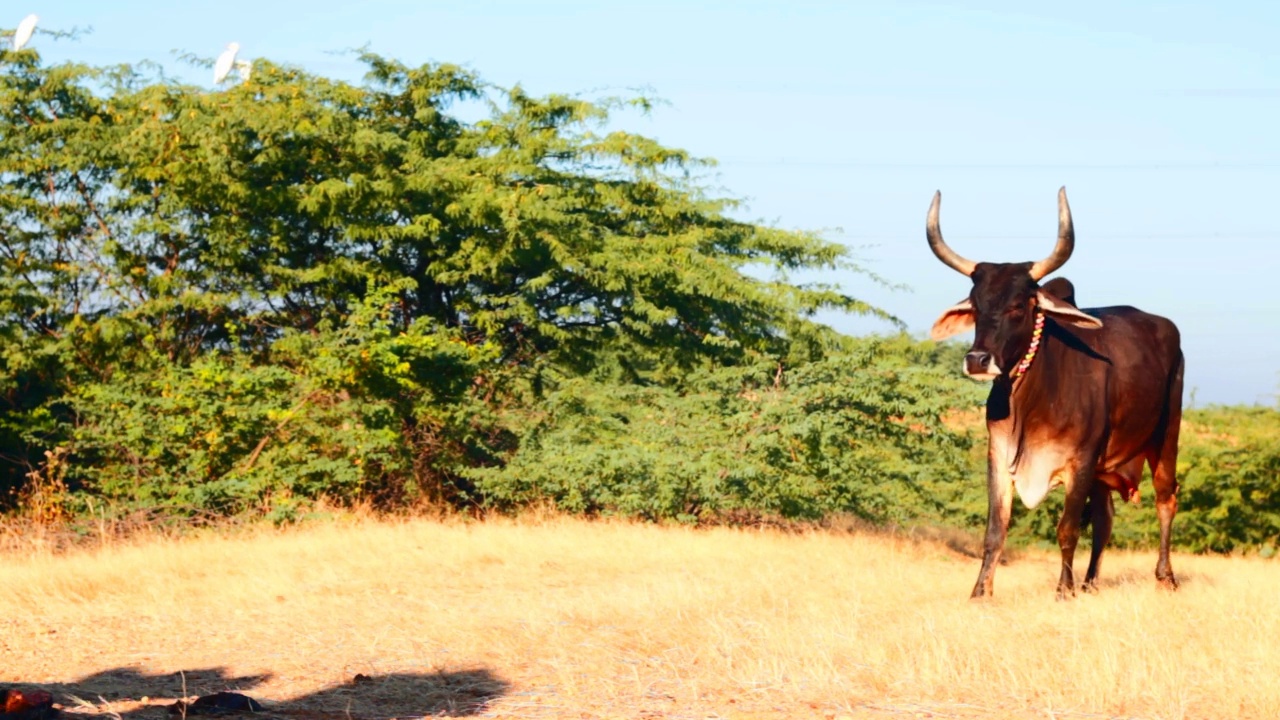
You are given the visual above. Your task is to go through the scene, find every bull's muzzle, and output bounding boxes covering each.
[964,351,1000,378]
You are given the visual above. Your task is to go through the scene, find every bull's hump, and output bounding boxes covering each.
[1082,305,1180,335]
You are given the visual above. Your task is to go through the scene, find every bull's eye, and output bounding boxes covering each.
[1005,305,1026,321]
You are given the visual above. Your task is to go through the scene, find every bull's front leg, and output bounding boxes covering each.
[1055,471,1094,600]
[971,452,1014,599]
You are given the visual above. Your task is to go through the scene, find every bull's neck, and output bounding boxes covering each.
[1011,311,1046,380]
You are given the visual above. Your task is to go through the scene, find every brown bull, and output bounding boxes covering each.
[927,187,1184,599]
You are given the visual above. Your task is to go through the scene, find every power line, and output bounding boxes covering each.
[644,83,1280,99]
[715,159,1280,170]
[833,232,1280,241]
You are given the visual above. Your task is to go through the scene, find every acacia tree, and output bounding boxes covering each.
[0,44,894,515]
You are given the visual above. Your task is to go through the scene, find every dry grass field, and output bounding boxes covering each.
[0,515,1277,720]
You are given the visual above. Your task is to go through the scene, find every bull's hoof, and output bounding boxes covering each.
[1055,585,1076,601]
[970,577,994,600]
[1081,579,1099,594]
[1156,574,1179,591]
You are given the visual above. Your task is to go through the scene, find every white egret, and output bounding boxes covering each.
[234,58,252,82]
[213,41,240,83]
[13,13,37,51]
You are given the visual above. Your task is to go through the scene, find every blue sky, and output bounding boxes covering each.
[12,1,1280,406]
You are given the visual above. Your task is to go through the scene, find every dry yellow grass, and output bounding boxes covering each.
[0,515,1276,720]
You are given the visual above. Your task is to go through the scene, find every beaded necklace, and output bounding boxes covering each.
[1011,311,1045,379]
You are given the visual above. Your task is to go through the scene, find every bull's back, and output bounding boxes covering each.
[1083,305,1182,462]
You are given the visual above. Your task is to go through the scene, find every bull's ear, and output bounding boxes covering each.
[1039,276,1076,306]
[930,298,975,340]
[1036,289,1103,329]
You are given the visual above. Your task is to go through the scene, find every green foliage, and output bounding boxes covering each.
[472,337,981,525]
[64,284,497,518]
[0,43,884,515]
[1172,407,1280,553]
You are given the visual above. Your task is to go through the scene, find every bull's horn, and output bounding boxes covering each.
[926,190,977,277]
[1028,186,1075,281]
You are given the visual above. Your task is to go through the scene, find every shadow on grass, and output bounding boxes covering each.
[1084,565,1210,591]
[3,665,509,719]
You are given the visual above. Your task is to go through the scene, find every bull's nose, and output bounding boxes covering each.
[964,351,994,376]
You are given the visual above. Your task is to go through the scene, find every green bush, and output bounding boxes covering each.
[471,339,984,525]
[64,286,498,519]
[1161,407,1280,553]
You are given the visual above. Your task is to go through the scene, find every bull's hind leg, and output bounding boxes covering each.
[1082,483,1114,592]
[1151,354,1185,590]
